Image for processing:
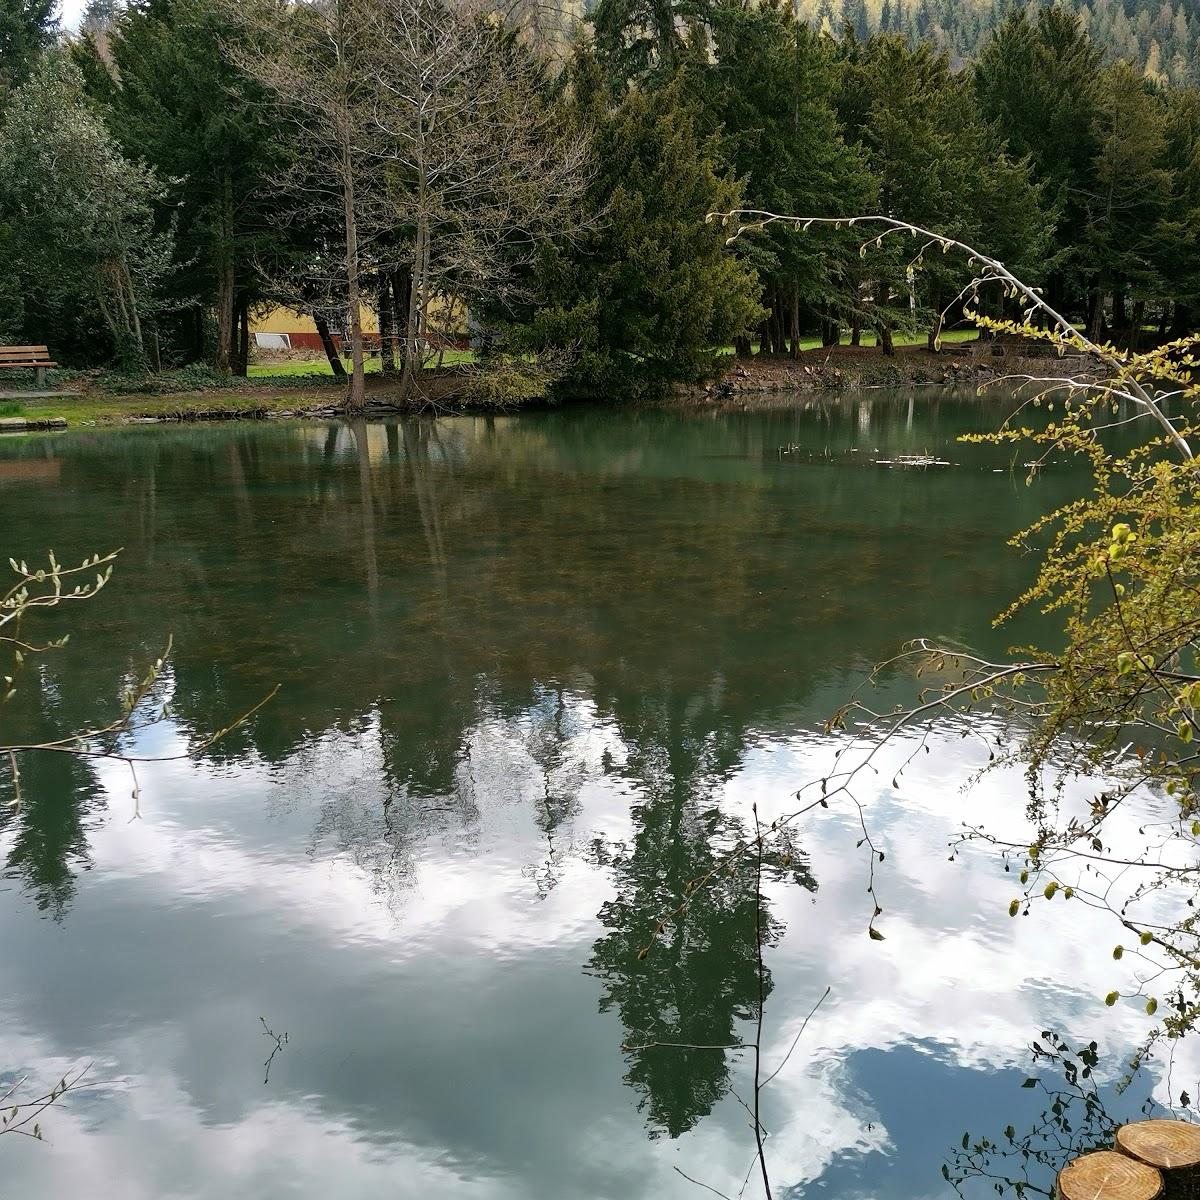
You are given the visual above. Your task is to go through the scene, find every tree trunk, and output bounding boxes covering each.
[1171,302,1193,339]
[928,309,944,352]
[1089,292,1105,341]
[236,297,250,376]
[876,281,894,356]
[821,319,839,347]
[850,318,861,347]
[378,278,397,375]
[148,324,162,373]
[401,210,430,395]
[341,126,366,409]
[315,312,347,377]
[119,253,145,360]
[1128,298,1145,355]
[790,286,802,359]
[215,171,236,375]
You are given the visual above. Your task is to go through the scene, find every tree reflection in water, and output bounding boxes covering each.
[0,402,1074,1177]
[587,681,817,1139]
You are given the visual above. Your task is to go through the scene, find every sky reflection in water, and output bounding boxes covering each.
[0,398,1178,1198]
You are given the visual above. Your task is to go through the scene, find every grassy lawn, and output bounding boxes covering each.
[718,328,980,355]
[0,331,986,428]
[5,391,328,426]
[250,334,979,379]
[248,349,476,378]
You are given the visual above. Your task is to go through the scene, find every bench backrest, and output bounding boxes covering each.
[0,346,52,362]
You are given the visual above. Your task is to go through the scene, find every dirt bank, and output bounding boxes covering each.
[680,342,1101,399]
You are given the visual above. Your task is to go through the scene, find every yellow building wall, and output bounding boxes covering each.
[251,305,381,336]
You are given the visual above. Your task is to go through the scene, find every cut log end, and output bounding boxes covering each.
[1118,1122,1200,1171]
[1059,1150,1164,1200]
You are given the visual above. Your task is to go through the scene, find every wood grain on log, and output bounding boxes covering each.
[1117,1123,1200,1172]
[1059,1150,1164,1200]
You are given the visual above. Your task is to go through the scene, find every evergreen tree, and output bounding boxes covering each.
[1082,61,1172,340]
[530,54,762,394]
[705,2,875,354]
[975,7,1104,309]
[836,32,1050,349]
[1158,85,1200,332]
[0,0,56,94]
[591,0,693,84]
[843,0,872,40]
[74,0,285,373]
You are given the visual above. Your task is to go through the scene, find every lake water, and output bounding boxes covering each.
[0,394,1176,1198]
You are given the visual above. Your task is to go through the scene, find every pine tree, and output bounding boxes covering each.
[836,31,1050,349]
[843,0,872,40]
[705,5,875,353]
[75,0,286,372]
[975,7,1104,308]
[531,54,762,394]
[0,0,56,94]
[1082,61,1173,341]
[1159,84,1200,331]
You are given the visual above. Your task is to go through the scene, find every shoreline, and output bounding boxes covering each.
[0,344,1099,431]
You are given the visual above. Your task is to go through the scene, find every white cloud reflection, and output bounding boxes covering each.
[0,694,1191,1199]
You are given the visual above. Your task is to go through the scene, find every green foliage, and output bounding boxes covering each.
[0,52,173,366]
[531,61,762,396]
[833,31,1051,346]
[951,302,1200,1040]
[463,356,563,408]
[75,0,287,370]
[591,0,694,84]
[0,0,55,95]
[702,5,875,349]
[798,0,1200,90]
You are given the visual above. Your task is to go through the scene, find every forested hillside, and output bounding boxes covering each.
[797,0,1200,84]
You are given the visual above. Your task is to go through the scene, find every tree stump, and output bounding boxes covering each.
[1117,1121,1200,1200]
[1059,1150,1163,1200]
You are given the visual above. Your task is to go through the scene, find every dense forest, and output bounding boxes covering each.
[0,0,1198,401]
[796,0,1200,86]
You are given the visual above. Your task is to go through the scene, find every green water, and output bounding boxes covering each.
[0,395,1163,1198]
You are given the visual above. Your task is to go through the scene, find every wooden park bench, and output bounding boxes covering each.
[0,345,57,388]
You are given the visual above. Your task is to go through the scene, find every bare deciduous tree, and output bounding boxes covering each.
[232,0,591,406]
[229,0,386,407]
[365,0,590,394]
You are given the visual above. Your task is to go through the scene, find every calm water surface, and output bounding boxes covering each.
[0,394,1172,1198]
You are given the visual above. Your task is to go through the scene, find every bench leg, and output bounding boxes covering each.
[35,366,45,389]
